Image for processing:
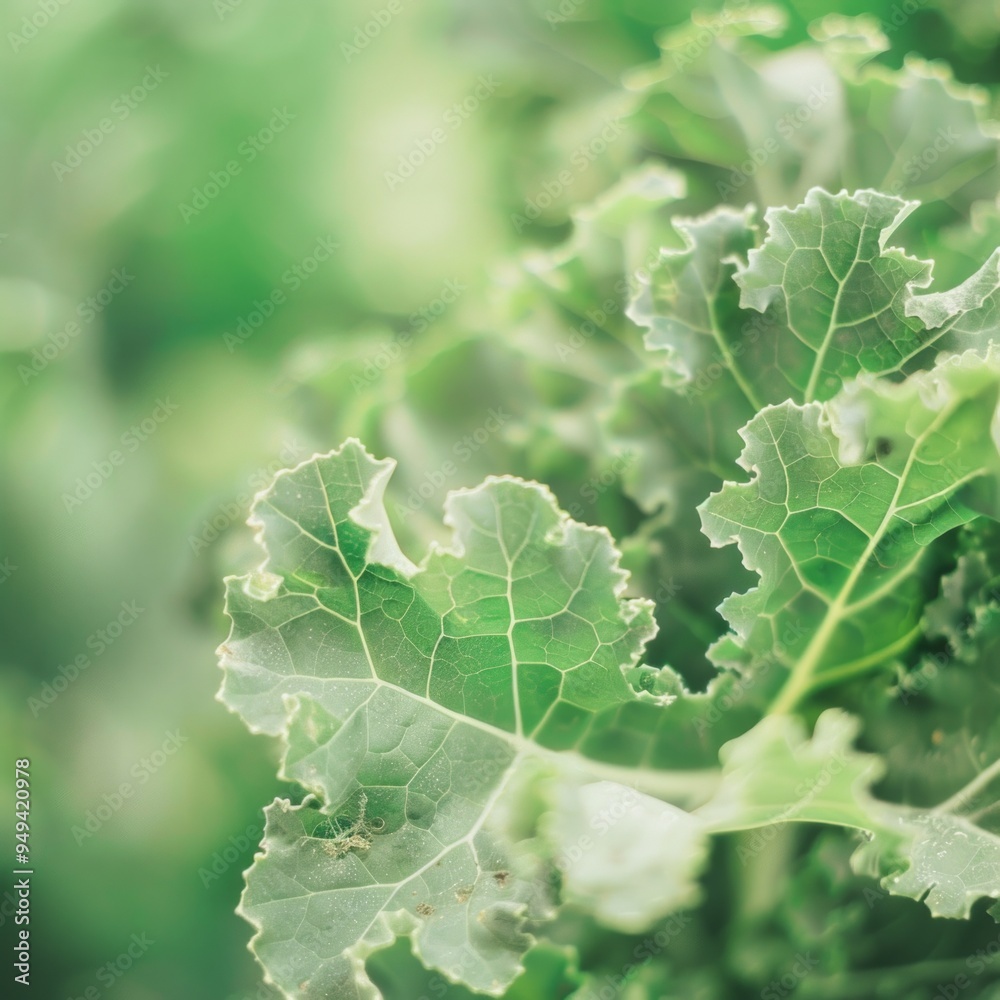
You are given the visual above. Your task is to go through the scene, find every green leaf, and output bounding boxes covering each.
[908,249,1000,358]
[923,521,1000,659]
[697,709,887,836]
[619,204,760,507]
[365,938,585,1000]
[604,207,764,686]
[607,375,758,694]
[219,439,666,998]
[877,809,1000,920]
[733,188,933,403]
[699,351,1000,713]
[855,522,1000,919]
[515,161,687,356]
[613,188,1000,710]
[629,205,761,407]
[625,6,795,205]
[850,740,1000,921]
[618,188,1000,518]
[628,11,1000,214]
[701,708,1000,920]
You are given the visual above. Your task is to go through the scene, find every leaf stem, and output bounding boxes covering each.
[581,758,722,807]
[804,215,865,403]
[705,289,764,412]
[767,401,957,715]
[935,755,1000,814]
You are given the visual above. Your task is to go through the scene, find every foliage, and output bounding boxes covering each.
[217,5,1000,997]
[8,1,1000,999]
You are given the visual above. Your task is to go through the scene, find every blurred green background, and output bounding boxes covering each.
[4,1,1000,998]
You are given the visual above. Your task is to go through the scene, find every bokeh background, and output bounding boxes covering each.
[4,1,1000,998]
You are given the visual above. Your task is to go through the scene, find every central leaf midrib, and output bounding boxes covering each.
[699,264,764,412]
[769,397,963,713]
[261,583,714,803]
[803,207,869,403]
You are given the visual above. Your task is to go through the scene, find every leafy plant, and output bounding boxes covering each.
[212,6,1000,998]
[219,181,1000,997]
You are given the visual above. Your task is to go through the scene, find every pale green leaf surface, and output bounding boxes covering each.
[881,811,1000,919]
[607,369,751,513]
[618,189,1000,521]
[629,12,1000,213]
[629,205,759,397]
[908,249,1000,357]
[219,440,663,998]
[613,205,759,520]
[699,352,1000,712]
[519,162,687,342]
[697,710,885,834]
[734,188,933,402]
[701,709,1000,920]
[845,54,1000,209]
